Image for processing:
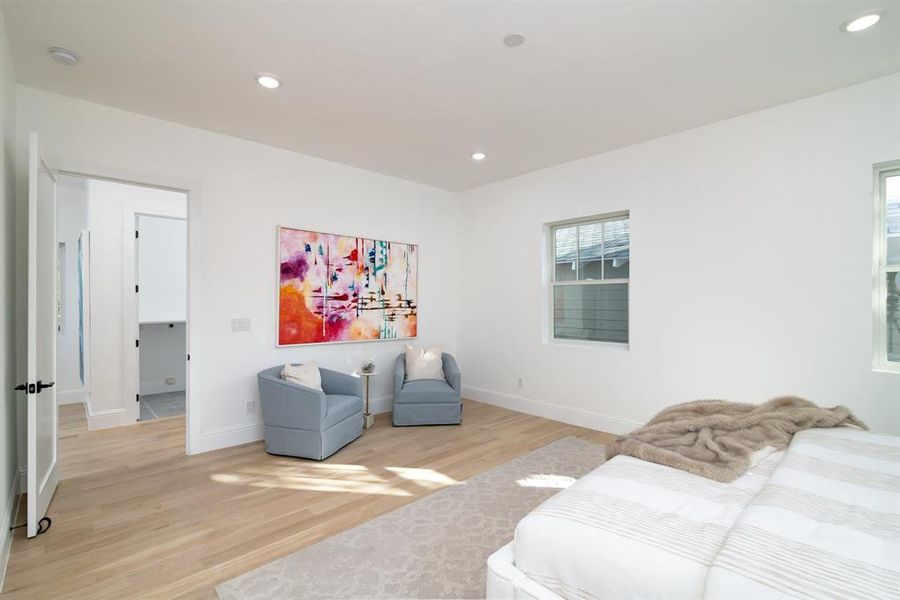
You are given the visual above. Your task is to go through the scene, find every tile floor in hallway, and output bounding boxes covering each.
[140,391,186,420]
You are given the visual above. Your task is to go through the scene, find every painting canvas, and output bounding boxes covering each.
[278,226,418,345]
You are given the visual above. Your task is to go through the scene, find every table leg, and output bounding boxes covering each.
[363,376,374,428]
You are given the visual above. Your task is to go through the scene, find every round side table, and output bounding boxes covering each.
[352,370,378,429]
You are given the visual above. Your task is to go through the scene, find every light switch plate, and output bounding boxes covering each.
[231,318,251,332]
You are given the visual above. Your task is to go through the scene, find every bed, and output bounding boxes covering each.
[487,428,900,599]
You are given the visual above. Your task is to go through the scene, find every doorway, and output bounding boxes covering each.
[54,175,189,433]
[136,214,187,421]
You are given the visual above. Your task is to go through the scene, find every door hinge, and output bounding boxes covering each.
[135,284,139,293]
[135,339,140,348]
[135,230,139,238]
[187,354,191,361]
[136,394,140,403]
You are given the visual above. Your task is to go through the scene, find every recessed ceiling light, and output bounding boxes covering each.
[255,73,281,89]
[843,12,881,32]
[48,47,79,66]
[472,152,486,161]
[503,33,525,48]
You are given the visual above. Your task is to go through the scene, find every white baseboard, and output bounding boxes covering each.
[369,395,392,415]
[462,385,640,435]
[140,381,186,395]
[57,389,87,405]
[195,396,393,455]
[195,422,265,454]
[86,407,128,430]
[0,469,21,592]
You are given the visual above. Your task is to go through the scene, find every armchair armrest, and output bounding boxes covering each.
[320,367,361,397]
[442,353,461,393]
[394,353,406,398]
[257,368,327,428]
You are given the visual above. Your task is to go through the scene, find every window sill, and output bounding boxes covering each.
[872,364,900,374]
[545,338,629,351]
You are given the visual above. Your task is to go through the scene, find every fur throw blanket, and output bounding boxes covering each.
[606,396,866,482]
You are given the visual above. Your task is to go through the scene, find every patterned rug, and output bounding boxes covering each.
[215,437,605,599]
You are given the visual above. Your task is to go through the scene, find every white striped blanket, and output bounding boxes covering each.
[704,427,900,599]
[510,427,899,600]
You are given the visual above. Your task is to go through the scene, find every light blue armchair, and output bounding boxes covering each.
[257,365,362,460]
[392,353,462,426]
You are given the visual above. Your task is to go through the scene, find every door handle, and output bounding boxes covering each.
[14,383,26,392]
[36,380,55,393]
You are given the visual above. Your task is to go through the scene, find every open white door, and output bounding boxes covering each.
[24,132,59,537]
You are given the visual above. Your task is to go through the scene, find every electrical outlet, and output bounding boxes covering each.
[165,376,176,385]
[231,318,251,332]
[245,400,256,414]
[517,377,524,389]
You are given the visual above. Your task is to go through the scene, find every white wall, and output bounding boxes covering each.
[458,74,900,435]
[138,215,186,323]
[55,176,87,401]
[139,322,186,395]
[85,178,186,428]
[16,84,459,453]
[14,66,895,464]
[0,5,17,587]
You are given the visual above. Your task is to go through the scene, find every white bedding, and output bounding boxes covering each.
[512,452,783,599]
[704,428,900,599]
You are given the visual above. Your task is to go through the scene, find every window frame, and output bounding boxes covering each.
[873,160,900,372]
[546,211,630,347]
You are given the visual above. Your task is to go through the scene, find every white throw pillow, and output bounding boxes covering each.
[404,345,445,381]
[281,362,322,391]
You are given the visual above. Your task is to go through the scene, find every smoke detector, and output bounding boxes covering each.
[503,33,526,48]
[49,47,79,66]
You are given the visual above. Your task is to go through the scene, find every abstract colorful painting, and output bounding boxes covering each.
[278,227,418,346]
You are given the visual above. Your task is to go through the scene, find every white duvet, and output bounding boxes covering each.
[704,428,900,599]
[506,427,900,600]
[513,452,782,599]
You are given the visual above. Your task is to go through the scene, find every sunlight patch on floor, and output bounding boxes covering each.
[272,461,369,471]
[385,466,459,489]
[210,462,417,495]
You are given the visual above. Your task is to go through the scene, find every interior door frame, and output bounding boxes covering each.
[50,160,201,456]
[130,212,188,424]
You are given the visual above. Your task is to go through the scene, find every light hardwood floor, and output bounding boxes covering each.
[3,400,614,599]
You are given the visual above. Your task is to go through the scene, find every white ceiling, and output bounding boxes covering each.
[4,1,899,191]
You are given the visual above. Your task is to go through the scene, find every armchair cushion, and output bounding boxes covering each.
[323,394,363,428]
[395,379,458,405]
[281,362,322,391]
[404,345,445,381]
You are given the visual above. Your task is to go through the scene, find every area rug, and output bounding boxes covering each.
[215,437,605,599]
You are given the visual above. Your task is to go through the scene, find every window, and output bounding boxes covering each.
[549,212,629,344]
[875,161,900,371]
[57,242,66,333]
